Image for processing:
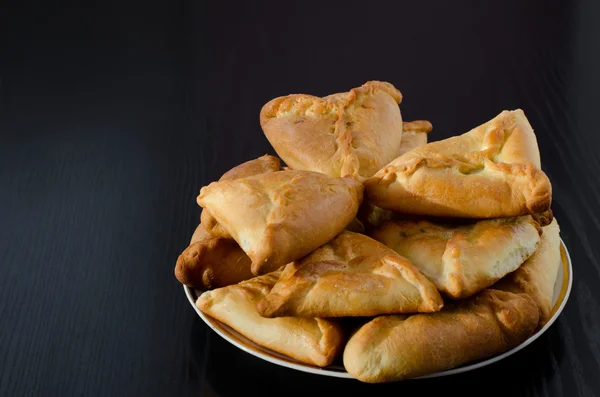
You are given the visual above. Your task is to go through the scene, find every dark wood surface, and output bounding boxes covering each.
[1,0,599,396]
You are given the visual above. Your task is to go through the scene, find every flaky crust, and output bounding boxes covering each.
[197,270,344,367]
[343,289,539,382]
[397,120,431,156]
[364,109,552,218]
[200,154,281,238]
[370,216,541,299]
[260,81,403,182]
[495,218,561,325]
[174,227,254,290]
[197,170,364,275]
[257,231,443,318]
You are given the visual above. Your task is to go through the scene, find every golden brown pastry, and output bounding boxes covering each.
[495,218,561,326]
[370,216,541,299]
[257,231,443,318]
[190,223,212,244]
[364,109,552,218]
[259,81,403,182]
[354,121,432,233]
[201,154,281,238]
[175,226,254,290]
[197,270,344,367]
[398,120,432,156]
[343,289,539,383]
[197,170,364,275]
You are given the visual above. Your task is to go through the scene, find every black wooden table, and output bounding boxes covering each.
[2,1,599,396]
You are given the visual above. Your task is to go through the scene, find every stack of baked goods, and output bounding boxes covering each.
[174,81,563,383]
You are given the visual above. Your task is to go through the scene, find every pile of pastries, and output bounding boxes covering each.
[174,81,562,383]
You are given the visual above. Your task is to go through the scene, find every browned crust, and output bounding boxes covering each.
[494,218,561,326]
[259,81,404,181]
[174,232,254,290]
[370,216,541,299]
[199,154,281,238]
[197,171,364,276]
[402,120,433,133]
[256,231,443,318]
[365,110,552,218]
[260,81,402,120]
[197,270,345,367]
[343,289,539,382]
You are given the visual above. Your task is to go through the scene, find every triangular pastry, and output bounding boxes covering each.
[174,224,254,290]
[197,270,344,367]
[260,81,403,181]
[495,218,561,326]
[370,216,541,299]
[197,170,364,275]
[364,109,552,218]
[343,289,539,383]
[257,231,443,318]
[200,154,281,239]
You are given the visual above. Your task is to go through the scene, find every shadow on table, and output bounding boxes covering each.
[189,316,566,397]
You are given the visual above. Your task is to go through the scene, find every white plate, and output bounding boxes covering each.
[184,239,573,380]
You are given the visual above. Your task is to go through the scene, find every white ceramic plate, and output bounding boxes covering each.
[184,239,573,380]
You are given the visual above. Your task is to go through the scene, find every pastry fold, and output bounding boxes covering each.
[260,81,403,181]
[197,270,344,367]
[398,120,432,156]
[200,154,281,238]
[495,218,561,325]
[197,170,364,275]
[343,289,539,383]
[364,109,552,218]
[257,231,443,318]
[175,224,254,289]
[370,216,541,299]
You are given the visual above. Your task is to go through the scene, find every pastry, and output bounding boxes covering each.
[257,231,443,318]
[197,170,364,275]
[190,223,213,244]
[197,270,344,367]
[398,120,432,156]
[259,81,403,181]
[201,154,281,238]
[355,121,432,233]
[364,109,552,218]
[343,289,539,383]
[370,216,541,299]
[174,225,254,289]
[495,218,561,325]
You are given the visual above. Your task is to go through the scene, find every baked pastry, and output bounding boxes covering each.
[370,216,541,299]
[201,154,281,238]
[174,226,254,290]
[398,120,432,156]
[495,218,561,326]
[354,120,431,233]
[190,223,212,244]
[197,170,364,275]
[259,81,403,181]
[343,289,539,382]
[257,231,443,318]
[364,109,552,218]
[197,270,344,367]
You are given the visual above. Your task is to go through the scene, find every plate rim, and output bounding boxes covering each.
[184,238,573,380]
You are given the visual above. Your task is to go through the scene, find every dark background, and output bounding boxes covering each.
[1,0,599,396]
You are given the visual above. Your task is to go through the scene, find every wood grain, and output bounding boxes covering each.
[1,0,599,396]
